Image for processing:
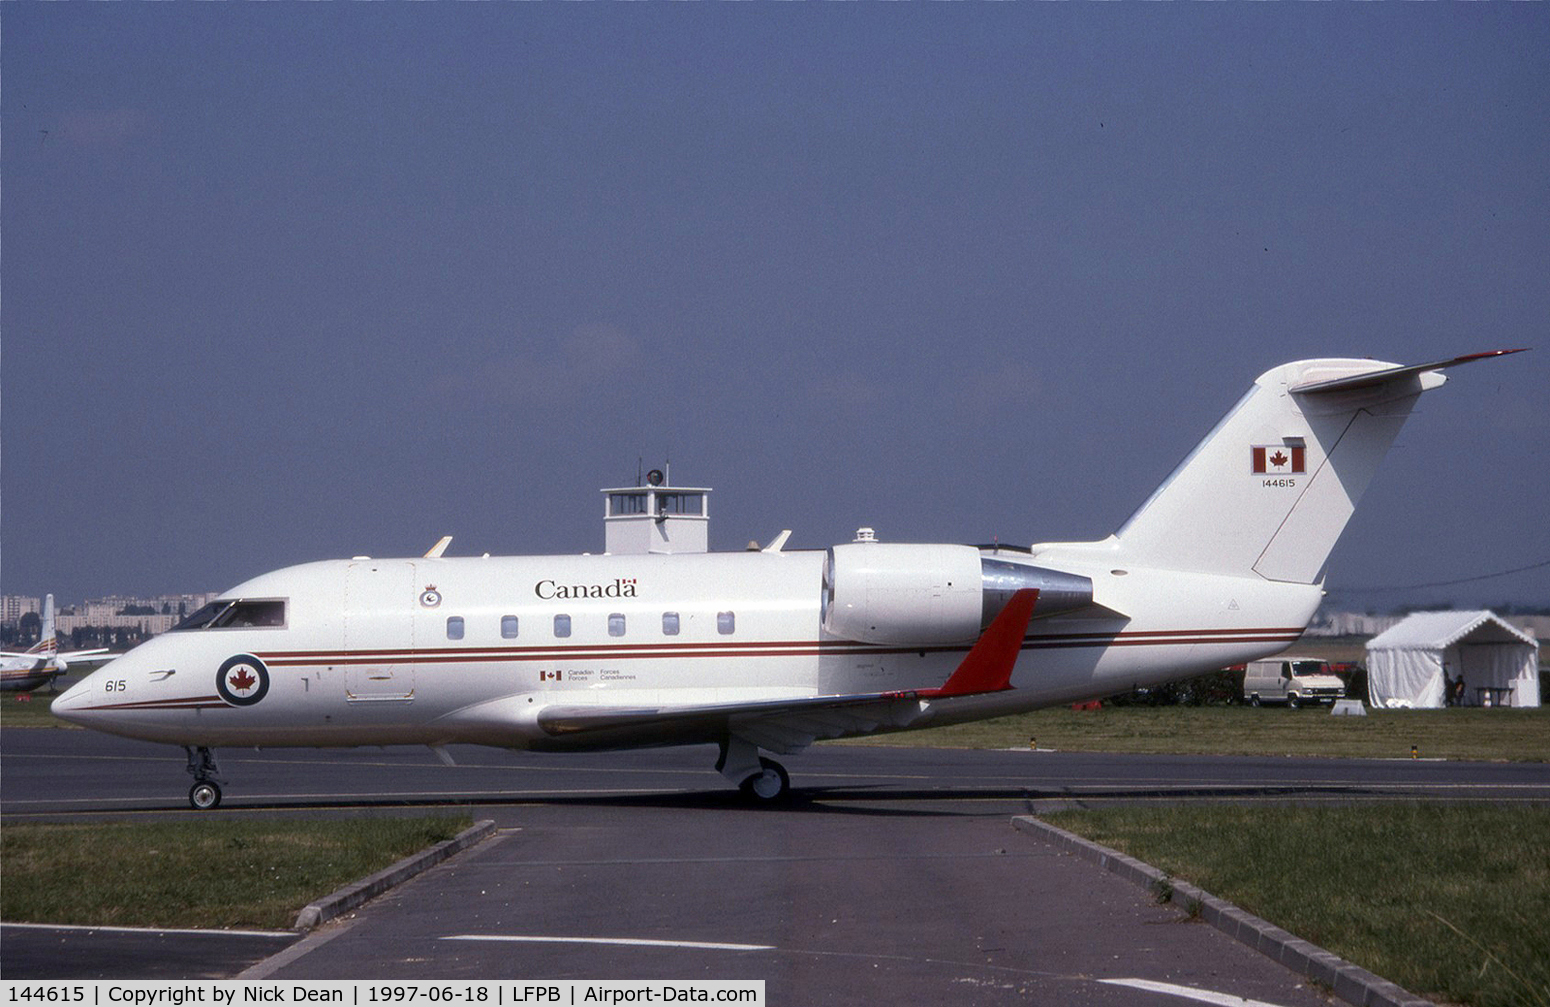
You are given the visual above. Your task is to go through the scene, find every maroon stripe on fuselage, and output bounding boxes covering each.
[252,627,1305,669]
[72,695,227,712]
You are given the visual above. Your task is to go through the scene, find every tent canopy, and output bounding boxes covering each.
[1366,611,1540,709]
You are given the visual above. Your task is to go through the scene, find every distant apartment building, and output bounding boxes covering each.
[1,595,42,624]
[4,592,219,637]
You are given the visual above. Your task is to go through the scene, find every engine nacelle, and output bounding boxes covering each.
[823,543,985,645]
[823,543,1099,646]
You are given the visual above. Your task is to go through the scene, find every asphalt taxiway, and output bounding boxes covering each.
[4,728,1547,1003]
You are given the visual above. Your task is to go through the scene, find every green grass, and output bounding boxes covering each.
[1045,804,1550,1007]
[839,706,1550,761]
[1,816,471,931]
[1,688,77,728]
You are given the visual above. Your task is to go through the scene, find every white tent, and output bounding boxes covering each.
[1366,611,1541,709]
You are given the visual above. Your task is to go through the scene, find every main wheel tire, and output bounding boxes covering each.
[1287,694,1299,709]
[1249,695,1261,707]
[740,758,790,802]
[189,781,222,810]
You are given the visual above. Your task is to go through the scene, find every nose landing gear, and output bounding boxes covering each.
[185,746,225,810]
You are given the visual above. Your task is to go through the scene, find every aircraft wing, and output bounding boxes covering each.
[1,649,119,671]
[534,589,1039,754]
[55,649,119,671]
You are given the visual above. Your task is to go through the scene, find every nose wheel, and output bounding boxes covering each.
[184,745,226,810]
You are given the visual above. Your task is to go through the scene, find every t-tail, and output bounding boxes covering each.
[1107,351,1525,583]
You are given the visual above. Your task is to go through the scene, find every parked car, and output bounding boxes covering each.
[1242,657,1346,708]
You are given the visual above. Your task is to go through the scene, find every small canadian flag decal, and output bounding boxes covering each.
[540,670,563,682]
[1252,444,1306,474]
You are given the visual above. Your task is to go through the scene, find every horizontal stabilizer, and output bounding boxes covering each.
[1289,349,1527,395]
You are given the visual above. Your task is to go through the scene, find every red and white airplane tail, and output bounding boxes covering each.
[1,595,118,692]
[32,595,60,659]
[1108,351,1525,585]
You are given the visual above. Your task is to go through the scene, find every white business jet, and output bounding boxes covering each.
[1,595,117,693]
[53,351,1523,808]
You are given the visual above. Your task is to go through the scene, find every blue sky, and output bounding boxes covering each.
[4,5,1547,611]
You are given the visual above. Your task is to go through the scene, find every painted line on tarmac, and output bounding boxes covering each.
[443,935,775,952]
[1,921,293,938]
[441,934,1305,1005]
[1101,977,1296,1007]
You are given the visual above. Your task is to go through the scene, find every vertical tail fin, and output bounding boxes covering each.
[1112,352,1523,584]
[31,594,59,657]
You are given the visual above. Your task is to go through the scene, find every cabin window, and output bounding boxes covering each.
[662,612,680,636]
[608,613,626,637]
[554,614,572,638]
[717,611,736,635]
[173,599,286,631]
[446,616,465,640]
[501,615,519,639]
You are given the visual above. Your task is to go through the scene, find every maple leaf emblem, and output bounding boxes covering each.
[228,667,257,692]
[1269,450,1289,468]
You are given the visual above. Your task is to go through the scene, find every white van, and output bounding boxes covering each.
[1243,657,1346,708]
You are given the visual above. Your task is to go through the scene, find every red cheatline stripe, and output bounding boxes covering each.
[1028,633,1301,650]
[253,627,1306,669]
[74,695,226,712]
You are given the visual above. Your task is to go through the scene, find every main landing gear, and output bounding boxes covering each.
[185,746,225,810]
[717,736,791,803]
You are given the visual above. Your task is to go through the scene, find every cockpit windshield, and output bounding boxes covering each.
[173,599,286,631]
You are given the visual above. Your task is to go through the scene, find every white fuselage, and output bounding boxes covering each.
[53,547,1319,751]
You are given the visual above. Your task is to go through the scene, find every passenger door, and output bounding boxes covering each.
[344,561,416,702]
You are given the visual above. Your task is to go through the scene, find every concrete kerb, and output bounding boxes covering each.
[1010,816,1436,1007]
[293,820,498,932]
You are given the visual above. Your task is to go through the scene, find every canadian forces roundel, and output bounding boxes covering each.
[216,654,270,707]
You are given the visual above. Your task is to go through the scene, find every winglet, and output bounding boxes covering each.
[918,589,1038,699]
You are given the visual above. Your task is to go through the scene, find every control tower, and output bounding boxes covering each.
[602,468,711,555]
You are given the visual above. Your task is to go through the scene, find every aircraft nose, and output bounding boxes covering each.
[50,676,96,725]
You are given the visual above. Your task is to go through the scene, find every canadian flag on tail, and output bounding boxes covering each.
[1251,444,1305,475]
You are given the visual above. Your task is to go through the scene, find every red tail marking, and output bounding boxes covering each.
[918,589,1039,699]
